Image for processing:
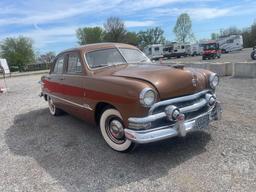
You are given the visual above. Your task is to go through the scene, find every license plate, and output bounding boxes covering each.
[194,114,209,130]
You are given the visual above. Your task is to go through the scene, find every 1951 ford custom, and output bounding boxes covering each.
[40,43,222,152]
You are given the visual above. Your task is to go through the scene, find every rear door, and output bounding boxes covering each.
[61,51,89,117]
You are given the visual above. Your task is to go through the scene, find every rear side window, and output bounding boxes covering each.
[53,56,64,74]
[67,54,82,74]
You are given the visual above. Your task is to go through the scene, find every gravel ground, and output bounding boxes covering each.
[0,74,255,192]
[164,48,254,64]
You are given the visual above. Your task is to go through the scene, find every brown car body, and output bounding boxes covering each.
[41,43,221,152]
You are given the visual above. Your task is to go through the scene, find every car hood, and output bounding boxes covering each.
[112,64,209,100]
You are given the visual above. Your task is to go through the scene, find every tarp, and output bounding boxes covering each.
[0,58,10,74]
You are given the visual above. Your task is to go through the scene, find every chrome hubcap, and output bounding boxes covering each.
[109,120,124,139]
[105,117,125,144]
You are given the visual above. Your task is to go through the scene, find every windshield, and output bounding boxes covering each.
[85,47,151,69]
[119,48,150,63]
[203,43,217,50]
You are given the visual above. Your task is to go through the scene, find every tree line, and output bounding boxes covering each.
[76,17,166,48]
[76,15,193,48]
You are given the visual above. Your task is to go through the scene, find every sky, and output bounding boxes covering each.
[0,0,255,54]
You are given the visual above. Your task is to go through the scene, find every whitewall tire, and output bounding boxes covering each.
[48,96,62,116]
[100,108,135,152]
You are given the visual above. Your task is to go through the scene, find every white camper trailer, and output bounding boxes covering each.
[218,35,243,53]
[163,43,188,58]
[143,44,164,60]
[190,44,203,56]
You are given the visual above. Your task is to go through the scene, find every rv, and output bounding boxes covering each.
[143,44,164,60]
[218,35,243,53]
[163,43,189,58]
[190,43,203,56]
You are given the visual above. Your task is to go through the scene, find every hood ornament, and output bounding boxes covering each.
[192,75,198,87]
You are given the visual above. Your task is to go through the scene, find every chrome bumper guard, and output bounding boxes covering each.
[124,90,222,144]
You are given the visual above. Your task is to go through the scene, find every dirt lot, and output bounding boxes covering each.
[164,48,253,64]
[0,74,255,192]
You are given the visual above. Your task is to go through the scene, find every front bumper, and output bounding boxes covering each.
[124,90,222,144]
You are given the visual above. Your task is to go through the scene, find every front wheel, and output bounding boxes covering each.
[251,50,256,60]
[100,108,136,152]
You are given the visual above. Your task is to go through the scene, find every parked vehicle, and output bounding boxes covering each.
[163,43,188,58]
[143,44,164,60]
[202,41,221,60]
[218,35,243,53]
[0,58,10,75]
[40,43,222,152]
[190,43,203,56]
[251,46,256,60]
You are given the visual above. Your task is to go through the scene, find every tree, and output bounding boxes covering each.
[76,27,104,45]
[220,26,241,37]
[211,33,219,40]
[103,17,127,42]
[0,36,35,71]
[37,52,56,64]
[173,13,194,43]
[137,27,165,48]
[124,32,139,46]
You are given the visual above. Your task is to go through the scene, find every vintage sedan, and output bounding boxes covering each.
[40,43,222,152]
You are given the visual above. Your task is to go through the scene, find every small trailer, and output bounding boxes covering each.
[218,35,243,53]
[143,44,164,60]
[163,43,189,58]
[190,43,203,56]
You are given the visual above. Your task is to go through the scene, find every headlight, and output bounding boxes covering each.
[209,74,219,89]
[139,88,157,107]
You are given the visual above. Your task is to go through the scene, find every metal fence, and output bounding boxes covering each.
[25,63,51,71]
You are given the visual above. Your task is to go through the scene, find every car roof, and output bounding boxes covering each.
[60,43,138,54]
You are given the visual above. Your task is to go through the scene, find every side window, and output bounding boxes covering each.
[67,54,82,74]
[154,47,160,52]
[149,47,152,55]
[53,56,64,74]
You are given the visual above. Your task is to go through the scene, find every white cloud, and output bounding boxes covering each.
[153,7,232,20]
[0,0,123,26]
[125,20,155,27]
[0,25,79,50]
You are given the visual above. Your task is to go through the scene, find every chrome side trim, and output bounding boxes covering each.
[48,94,93,111]
[149,90,209,115]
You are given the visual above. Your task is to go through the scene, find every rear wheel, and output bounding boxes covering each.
[48,96,63,116]
[99,108,136,152]
[251,50,256,60]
